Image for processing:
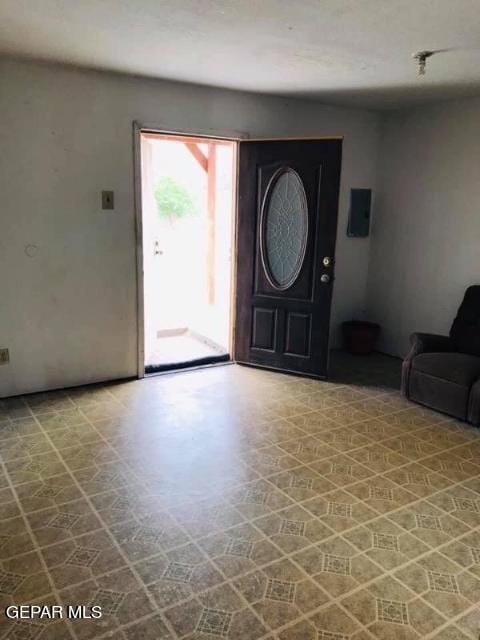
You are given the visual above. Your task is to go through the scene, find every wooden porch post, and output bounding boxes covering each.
[184,141,216,305]
[206,143,216,305]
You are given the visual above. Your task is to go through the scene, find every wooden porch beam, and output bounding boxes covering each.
[184,143,208,172]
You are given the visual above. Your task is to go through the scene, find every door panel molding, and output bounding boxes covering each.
[251,307,277,352]
[284,312,312,358]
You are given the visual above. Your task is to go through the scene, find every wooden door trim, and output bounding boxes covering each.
[133,122,145,379]
[140,126,344,144]
[137,122,244,141]
[240,136,344,142]
[229,143,240,361]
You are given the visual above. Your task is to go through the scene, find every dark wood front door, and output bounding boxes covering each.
[234,139,342,378]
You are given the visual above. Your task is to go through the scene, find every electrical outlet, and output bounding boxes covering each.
[0,348,10,365]
[102,190,114,210]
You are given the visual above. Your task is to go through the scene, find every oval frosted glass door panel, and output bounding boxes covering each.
[262,168,308,289]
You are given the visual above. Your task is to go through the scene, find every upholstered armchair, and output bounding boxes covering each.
[402,285,480,426]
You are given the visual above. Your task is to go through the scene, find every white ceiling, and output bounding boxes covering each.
[1,0,480,109]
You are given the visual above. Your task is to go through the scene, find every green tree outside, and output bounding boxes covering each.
[154,176,197,220]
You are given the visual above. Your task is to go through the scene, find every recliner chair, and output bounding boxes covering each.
[402,285,480,426]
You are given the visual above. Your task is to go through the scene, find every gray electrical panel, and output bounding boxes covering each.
[347,188,371,237]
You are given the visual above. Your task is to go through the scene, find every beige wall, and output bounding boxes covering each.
[0,58,380,396]
[366,97,480,357]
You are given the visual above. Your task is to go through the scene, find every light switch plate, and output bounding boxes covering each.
[102,190,114,210]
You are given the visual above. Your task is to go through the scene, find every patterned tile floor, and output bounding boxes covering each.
[0,352,479,639]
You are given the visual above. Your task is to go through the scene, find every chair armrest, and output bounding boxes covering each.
[407,332,454,358]
[401,333,453,397]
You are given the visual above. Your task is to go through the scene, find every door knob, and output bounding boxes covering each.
[320,274,330,284]
[323,256,332,267]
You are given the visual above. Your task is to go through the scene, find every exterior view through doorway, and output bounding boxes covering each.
[140,132,236,373]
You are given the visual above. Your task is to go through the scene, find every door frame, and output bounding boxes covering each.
[133,122,242,378]
[133,122,343,379]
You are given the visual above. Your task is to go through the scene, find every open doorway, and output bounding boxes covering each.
[140,132,236,374]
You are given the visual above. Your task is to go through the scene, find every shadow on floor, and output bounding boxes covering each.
[329,349,402,390]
